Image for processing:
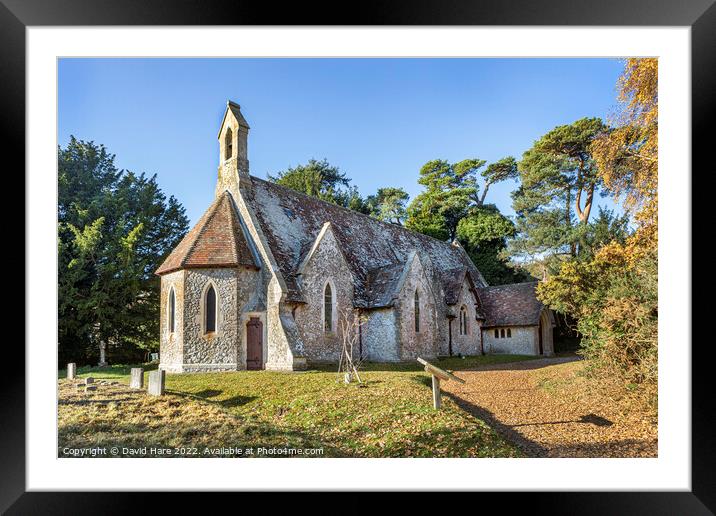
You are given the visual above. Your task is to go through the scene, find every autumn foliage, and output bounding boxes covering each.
[538,59,658,403]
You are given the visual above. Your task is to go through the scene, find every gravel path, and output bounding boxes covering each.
[442,356,657,458]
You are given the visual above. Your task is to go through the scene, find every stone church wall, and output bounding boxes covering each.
[159,270,185,373]
[361,308,400,362]
[266,276,300,370]
[294,227,355,364]
[181,268,241,371]
[451,277,483,356]
[396,256,438,360]
[482,326,538,355]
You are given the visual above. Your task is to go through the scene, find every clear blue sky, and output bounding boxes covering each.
[58,58,624,226]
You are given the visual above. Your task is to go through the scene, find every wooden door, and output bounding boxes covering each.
[246,317,263,370]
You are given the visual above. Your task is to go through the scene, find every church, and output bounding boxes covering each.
[155,101,555,372]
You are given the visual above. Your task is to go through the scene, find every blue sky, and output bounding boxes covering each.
[58,58,624,226]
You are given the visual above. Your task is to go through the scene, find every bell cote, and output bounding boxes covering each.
[217,100,251,196]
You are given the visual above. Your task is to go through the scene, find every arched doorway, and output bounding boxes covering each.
[538,309,555,356]
[246,317,264,370]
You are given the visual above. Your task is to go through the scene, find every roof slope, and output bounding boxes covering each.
[246,177,487,305]
[156,191,258,275]
[477,282,545,327]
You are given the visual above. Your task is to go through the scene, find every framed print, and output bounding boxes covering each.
[4,0,713,512]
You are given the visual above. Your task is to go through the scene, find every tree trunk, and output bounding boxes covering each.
[478,182,491,206]
[574,160,594,224]
[565,188,576,256]
[575,185,594,223]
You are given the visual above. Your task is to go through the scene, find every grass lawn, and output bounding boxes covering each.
[58,354,536,458]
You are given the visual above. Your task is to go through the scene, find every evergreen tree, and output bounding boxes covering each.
[509,117,607,269]
[58,137,189,366]
[365,187,409,225]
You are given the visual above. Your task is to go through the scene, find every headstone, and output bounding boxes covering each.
[67,363,77,380]
[84,377,94,385]
[85,385,97,392]
[150,353,159,362]
[147,370,165,396]
[130,368,144,389]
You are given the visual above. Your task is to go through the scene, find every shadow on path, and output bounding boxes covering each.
[443,391,550,457]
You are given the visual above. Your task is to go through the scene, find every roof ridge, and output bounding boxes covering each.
[251,175,465,252]
[482,281,539,288]
[224,194,241,264]
[182,192,226,267]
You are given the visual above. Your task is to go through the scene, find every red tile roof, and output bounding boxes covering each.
[155,191,258,275]
[477,282,545,327]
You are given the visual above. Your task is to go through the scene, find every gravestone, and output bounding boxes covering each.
[148,370,165,396]
[84,377,94,385]
[85,385,97,392]
[130,368,144,389]
[67,363,76,380]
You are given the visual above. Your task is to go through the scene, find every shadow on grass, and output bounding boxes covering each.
[411,375,432,388]
[168,389,258,409]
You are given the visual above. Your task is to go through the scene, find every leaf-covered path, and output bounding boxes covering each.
[442,356,658,458]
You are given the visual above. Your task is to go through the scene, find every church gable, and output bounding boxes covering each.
[156,191,258,275]
[292,221,355,362]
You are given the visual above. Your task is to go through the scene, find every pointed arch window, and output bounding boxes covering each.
[205,285,217,334]
[459,305,468,335]
[324,283,334,332]
[224,128,233,160]
[414,290,420,333]
[168,287,176,333]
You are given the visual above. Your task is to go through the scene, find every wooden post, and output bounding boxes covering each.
[432,374,441,409]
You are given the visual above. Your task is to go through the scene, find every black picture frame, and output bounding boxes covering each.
[4,0,712,512]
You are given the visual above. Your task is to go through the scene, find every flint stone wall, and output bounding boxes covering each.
[482,326,538,355]
[159,270,184,373]
[395,255,438,360]
[451,276,483,356]
[294,227,354,363]
[183,268,237,370]
[361,308,399,362]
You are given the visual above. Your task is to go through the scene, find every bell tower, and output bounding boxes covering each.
[216,100,251,196]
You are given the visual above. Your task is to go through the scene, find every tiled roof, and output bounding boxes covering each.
[246,177,488,306]
[363,261,409,308]
[477,282,545,327]
[155,191,258,275]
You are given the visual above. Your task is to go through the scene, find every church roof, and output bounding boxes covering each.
[363,261,407,308]
[155,191,258,275]
[477,282,545,327]
[245,177,487,306]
